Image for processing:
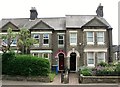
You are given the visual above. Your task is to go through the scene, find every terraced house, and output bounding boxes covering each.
[0,4,113,72]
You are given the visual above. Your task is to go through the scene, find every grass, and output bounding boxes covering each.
[49,72,56,82]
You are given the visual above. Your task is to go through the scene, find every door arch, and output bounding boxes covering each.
[58,53,64,70]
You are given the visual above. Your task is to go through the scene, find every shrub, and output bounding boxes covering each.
[80,67,92,76]
[97,61,108,67]
[3,54,50,76]
[115,62,120,75]
[2,52,15,74]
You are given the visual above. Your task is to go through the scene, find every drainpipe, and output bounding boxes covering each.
[108,28,113,63]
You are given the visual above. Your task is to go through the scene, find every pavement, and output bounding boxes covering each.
[1,73,120,87]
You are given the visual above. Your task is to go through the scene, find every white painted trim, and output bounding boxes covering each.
[57,33,65,35]
[86,32,94,45]
[58,34,64,46]
[30,50,52,53]
[97,32,105,44]
[84,48,107,52]
[0,32,18,34]
[0,50,21,53]
[84,29,106,32]
[31,32,52,34]
[0,33,7,34]
[43,33,49,45]
[69,31,78,33]
[87,52,95,67]
[70,33,77,45]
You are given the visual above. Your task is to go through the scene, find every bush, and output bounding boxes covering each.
[115,62,120,75]
[2,52,15,74]
[2,54,50,76]
[80,67,92,76]
[97,61,108,67]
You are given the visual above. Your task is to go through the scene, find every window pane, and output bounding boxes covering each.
[43,34,49,45]
[97,37,104,42]
[97,53,105,63]
[58,35,64,45]
[44,39,48,44]
[97,32,104,42]
[87,32,93,37]
[87,37,93,42]
[70,33,77,44]
[59,35,63,39]
[43,34,49,38]
[59,40,63,44]
[43,53,49,58]
[70,38,76,43]
[33,53,39,57]
[88,59,94,64]
[70,33,76,37]
[87,52,94,65]
[87,32,93,42]
[12,39,17,45]
[34,34,39,38]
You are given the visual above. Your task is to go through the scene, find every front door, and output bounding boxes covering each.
[59,53,64,70]
[70,52,76,71]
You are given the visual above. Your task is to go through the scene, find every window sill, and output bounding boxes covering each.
[87,42,94,45]
[97,42,105,45]
[58,45,64,47]
[70,43,77,46]
[87,64,95,67]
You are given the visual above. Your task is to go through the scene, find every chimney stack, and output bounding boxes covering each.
[30,7,38,20]
[96,3,103,17]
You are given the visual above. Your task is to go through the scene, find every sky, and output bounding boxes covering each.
[0,0,119,45]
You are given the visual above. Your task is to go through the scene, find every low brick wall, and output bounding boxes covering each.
[79,75,120,83]
[2,75,51,82]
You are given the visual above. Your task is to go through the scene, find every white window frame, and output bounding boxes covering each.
[97,32,104,45]
[97,52,105,63]
[58,34,64,47]
[33,53,39,57]
[33,34,40,47]
[86,32,94,45]
[42,53,49,59]
[43,34,49,45]
[87,52,95,67]
[70,33,77,45]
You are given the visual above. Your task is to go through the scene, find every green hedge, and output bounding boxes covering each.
[2,52,15,74]
[2,53,50,76]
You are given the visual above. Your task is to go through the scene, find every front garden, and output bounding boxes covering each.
[79,61,120,83]
[2,52,55,82]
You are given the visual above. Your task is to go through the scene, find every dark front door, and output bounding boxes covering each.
[59,53,64,70]
[70,53,76,71]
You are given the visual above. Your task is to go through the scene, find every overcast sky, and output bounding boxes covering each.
[0,0,119,45]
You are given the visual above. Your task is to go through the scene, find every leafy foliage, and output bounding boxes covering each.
[80,67,92,76]
[1,28,16,53]
[2,53,50,76]
[17,28,37,54]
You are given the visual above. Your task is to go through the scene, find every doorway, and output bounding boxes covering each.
[70,52,76,71]
[58,53,64,70]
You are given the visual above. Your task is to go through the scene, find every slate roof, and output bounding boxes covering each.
[0,15,112,30]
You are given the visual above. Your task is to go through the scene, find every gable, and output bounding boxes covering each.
[83,17,107,27]
[2,22,19,31]
[31,20,53,29]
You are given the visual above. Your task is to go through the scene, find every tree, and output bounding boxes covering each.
[17,28,37,54]
[1,28,16,53]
